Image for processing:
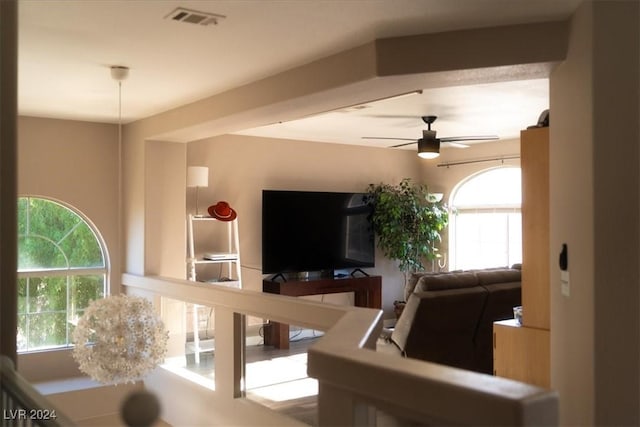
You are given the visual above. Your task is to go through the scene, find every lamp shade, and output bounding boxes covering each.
[187,166,209,188]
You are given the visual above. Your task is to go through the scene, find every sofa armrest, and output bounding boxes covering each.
[389,294,419,354]
[390,286,488,370]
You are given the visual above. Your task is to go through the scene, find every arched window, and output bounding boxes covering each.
[449,167,522,270]
[17,196,108,352]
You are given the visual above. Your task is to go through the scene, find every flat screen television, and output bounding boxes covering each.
[262,190,375,275]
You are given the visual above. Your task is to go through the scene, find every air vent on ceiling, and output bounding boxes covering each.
[338,105,371,113]
[165,7,226,26]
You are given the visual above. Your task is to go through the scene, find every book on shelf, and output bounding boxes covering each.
[203,252,237,261]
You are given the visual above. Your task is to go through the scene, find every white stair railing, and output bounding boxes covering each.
[1,356,75,427]
[122,273,558,426]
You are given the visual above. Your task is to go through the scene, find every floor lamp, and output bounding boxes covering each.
[187,166,209,216]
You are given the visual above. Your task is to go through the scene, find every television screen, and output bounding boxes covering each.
[262,190,375,274]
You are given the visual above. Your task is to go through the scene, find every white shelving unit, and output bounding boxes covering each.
[186,214,242,363]
[187,214,242,286]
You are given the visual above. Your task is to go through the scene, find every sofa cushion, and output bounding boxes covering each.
[415,272,479,292]
[475,268,521,286]
[404,271,436,301]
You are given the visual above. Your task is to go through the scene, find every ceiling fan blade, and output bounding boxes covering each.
[443,141,470,148]
[361,136,418,147]
[362,136,416,141]
[389,141,418,148]
[366,114,423,120]
[440,135,499,142]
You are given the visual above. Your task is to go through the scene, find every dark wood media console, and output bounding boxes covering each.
[262,275,382,349]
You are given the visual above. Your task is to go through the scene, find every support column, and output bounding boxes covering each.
[214,307,245,398]
[0,0,18,365]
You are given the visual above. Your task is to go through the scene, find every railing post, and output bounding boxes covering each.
[1,356,76,426]
[214,307,245,398]
[317,382,373,426]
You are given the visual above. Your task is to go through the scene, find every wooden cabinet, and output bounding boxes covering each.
[262,275,382,349]
[494,320,550,387]
[494,127,550,387]
[520,127,550,330]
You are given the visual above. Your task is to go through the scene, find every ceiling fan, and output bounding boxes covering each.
[363,115,499,159]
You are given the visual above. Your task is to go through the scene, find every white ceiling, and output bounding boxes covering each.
[234,79,550,146]
[18,0,580,146]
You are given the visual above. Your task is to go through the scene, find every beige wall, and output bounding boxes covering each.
[145,140,188,356]
[17,117,120,287]
[145,140,187,278]
[187,134,424,316]
[591,2,639,423]
[550,1,640,425]
[122,124,148,276]
[550,3,595,419]
[16,116,119,381]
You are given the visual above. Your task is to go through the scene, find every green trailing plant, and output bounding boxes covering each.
[365,178,448,274]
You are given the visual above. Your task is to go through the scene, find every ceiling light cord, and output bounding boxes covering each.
[111,66,129,286]
[118,79,122,148]
[118,79,122,281]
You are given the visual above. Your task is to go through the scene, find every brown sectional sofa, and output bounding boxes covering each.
[389,267,521,375]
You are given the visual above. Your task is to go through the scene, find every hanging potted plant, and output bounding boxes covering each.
[365,178,448,300]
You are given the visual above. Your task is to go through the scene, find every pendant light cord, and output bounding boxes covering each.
[110,65,128,292]
[118,80,122,144]
[118,79,123,290]
[116,80,124,294]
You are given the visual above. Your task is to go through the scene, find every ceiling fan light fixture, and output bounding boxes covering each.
[417,138,440,159]
[418,151,439,159]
